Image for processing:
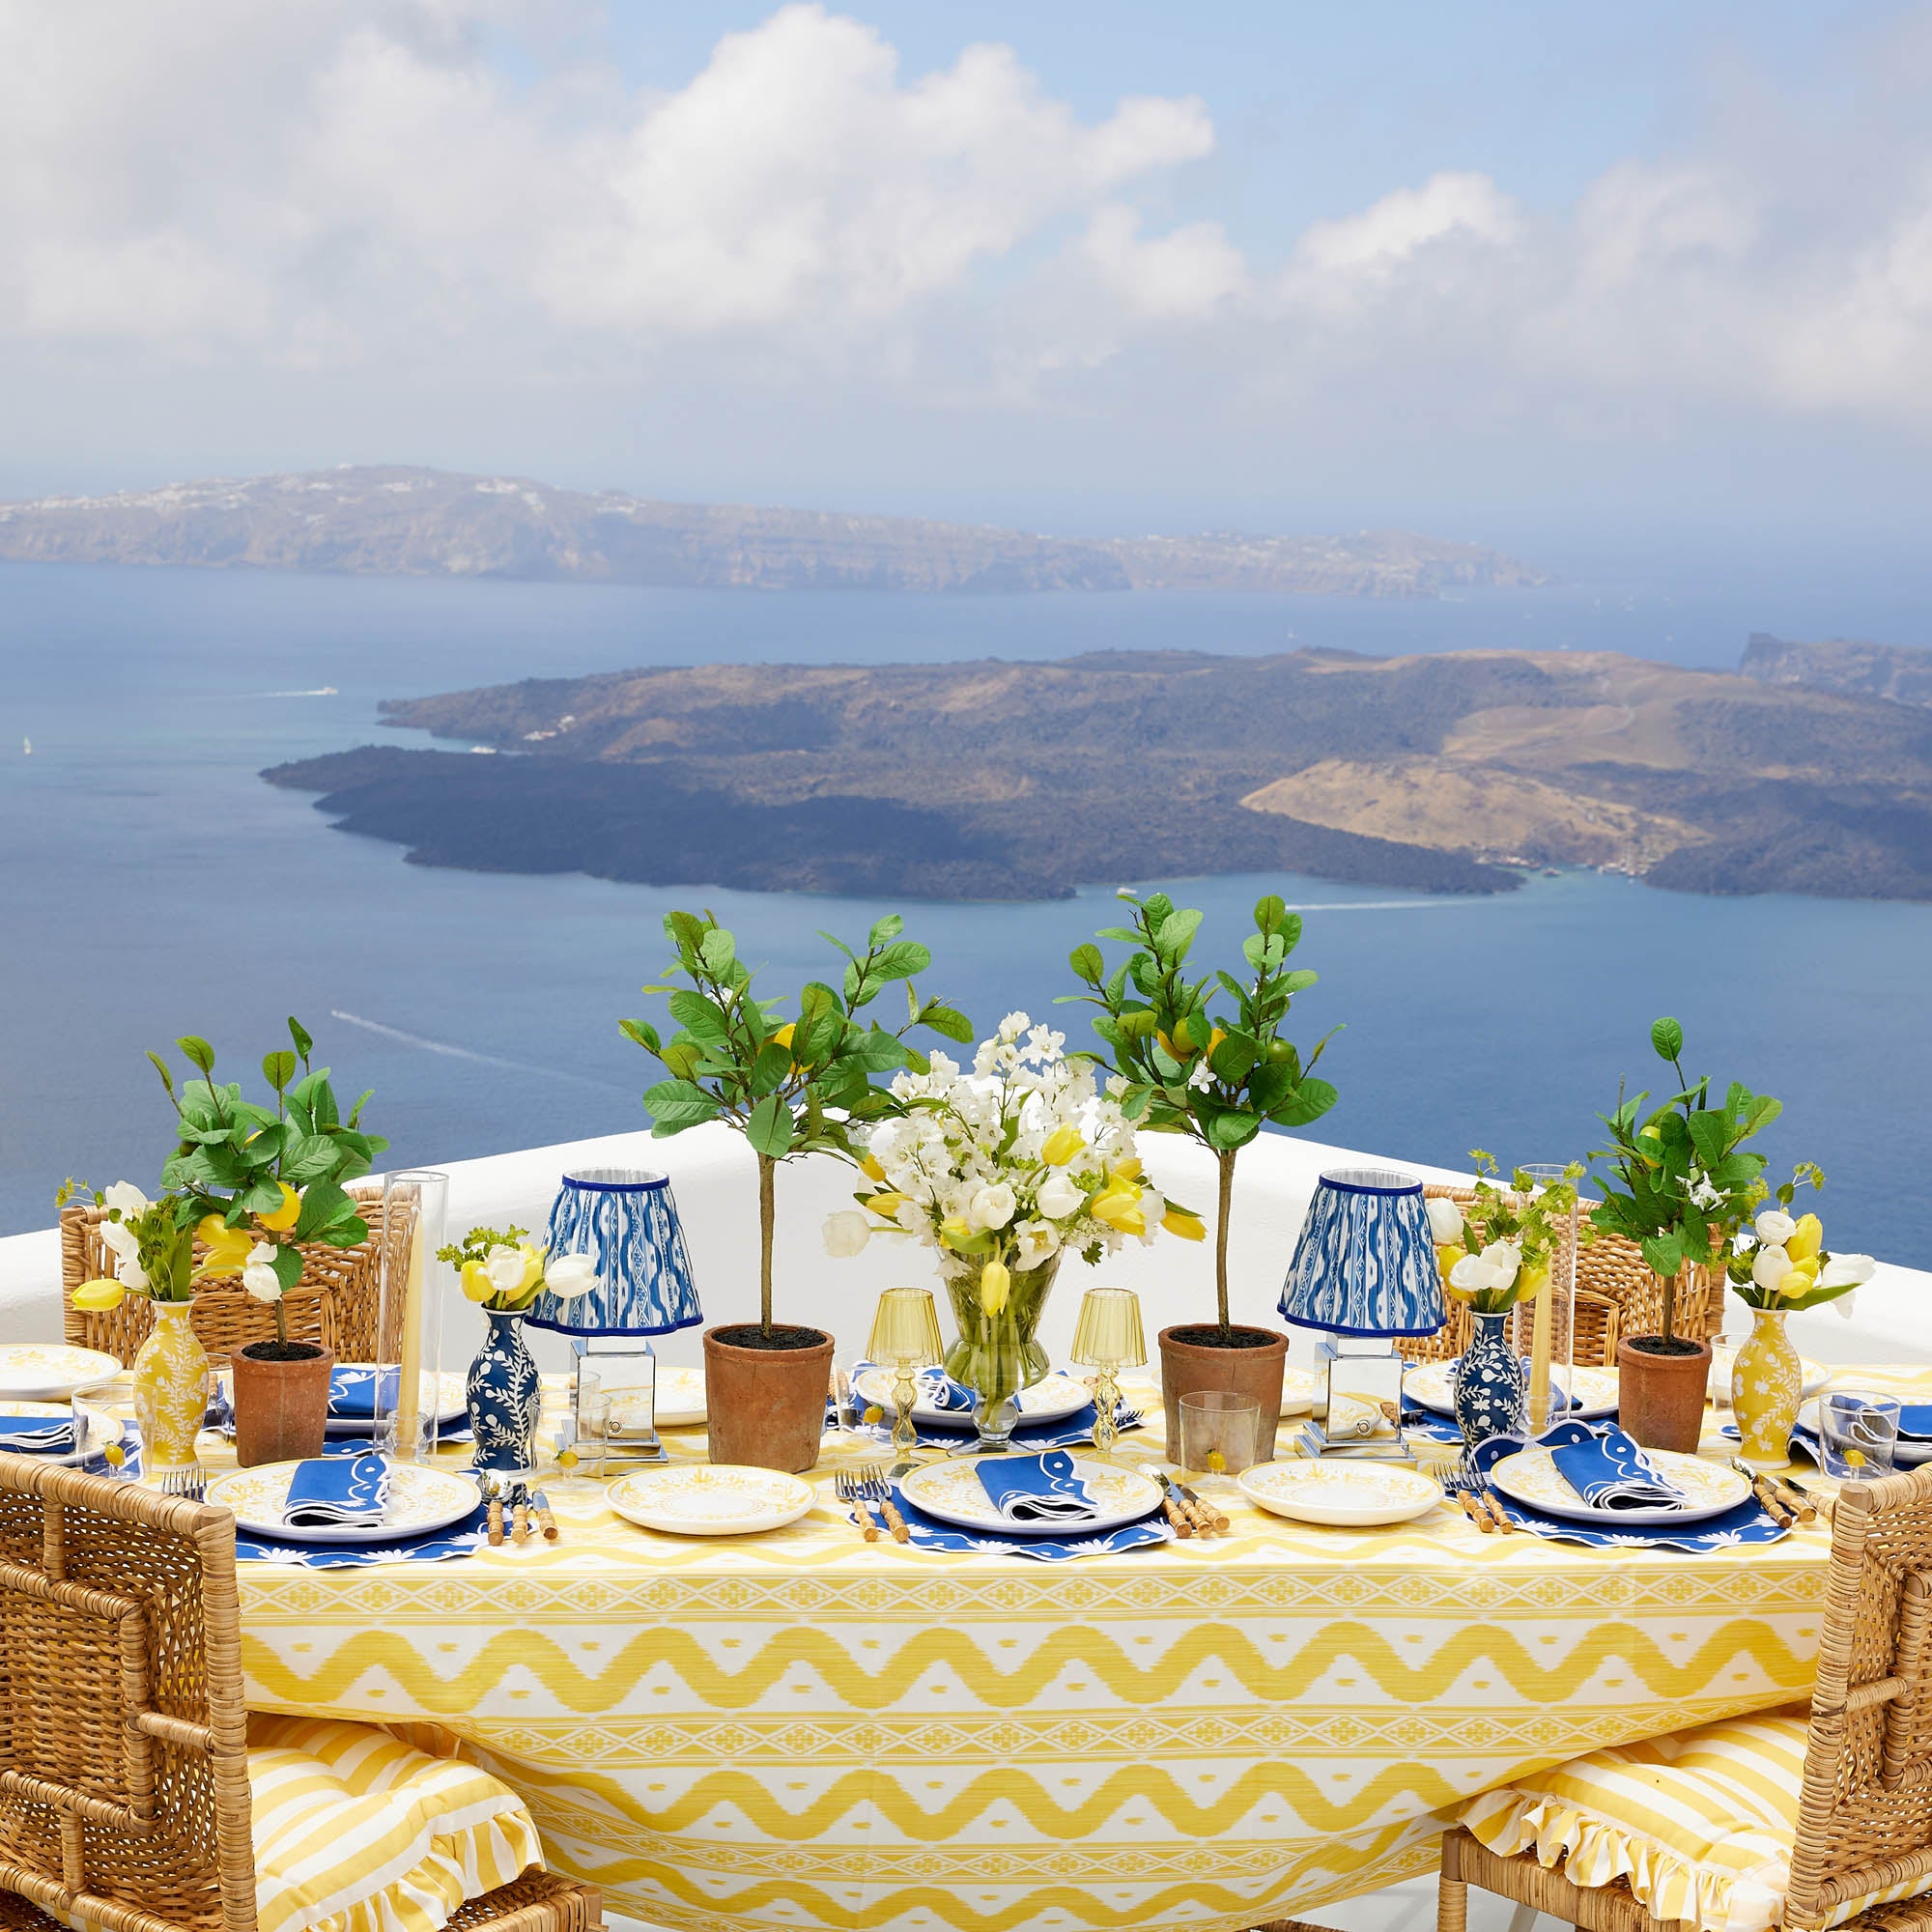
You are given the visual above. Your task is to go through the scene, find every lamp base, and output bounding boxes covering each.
[1305,1333,1414,1461]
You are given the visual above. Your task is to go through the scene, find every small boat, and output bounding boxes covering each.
[20,737,29,755]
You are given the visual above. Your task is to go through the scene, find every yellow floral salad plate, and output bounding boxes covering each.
[1489,1446,1750,1526]
[608,1464,812,1536]
[898,1457,1163,1537]
[855,1367,1091,1428]
[1238,1462,1441,1527]
[0,1343,121,1401]
[205,1461,480,1545]
[654,1366,708,1426]
[1405,1361,1619,1420]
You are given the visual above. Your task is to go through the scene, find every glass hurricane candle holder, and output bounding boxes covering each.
[867,1287,945,1463]
[1069,1287,1146,1456]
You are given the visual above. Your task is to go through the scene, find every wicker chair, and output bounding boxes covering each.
[60,1187,397,1372]
[0,1457,601,1932]
[1440,1462,1932,1932]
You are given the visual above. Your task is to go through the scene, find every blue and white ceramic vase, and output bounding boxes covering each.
[467,1310,542,1476]
[1453,1312,1527,1456]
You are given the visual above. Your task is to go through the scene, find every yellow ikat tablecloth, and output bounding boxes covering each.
[225,1372,1908,1932]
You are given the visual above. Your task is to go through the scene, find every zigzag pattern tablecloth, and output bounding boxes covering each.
[225,1371,1889,1932]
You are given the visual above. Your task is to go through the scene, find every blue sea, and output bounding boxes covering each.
[4,558,1930,1264]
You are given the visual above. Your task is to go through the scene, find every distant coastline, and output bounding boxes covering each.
[265,635,1932,904]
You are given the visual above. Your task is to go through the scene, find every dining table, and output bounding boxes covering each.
[200,1364,1921,1932]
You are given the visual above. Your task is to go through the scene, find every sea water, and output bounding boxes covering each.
[3,560,1929,1264]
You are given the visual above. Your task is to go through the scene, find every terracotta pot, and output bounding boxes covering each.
[1616,1334,1712,1454]
[232,1342,334,1467]
[703,1324,836,1474]
[1156,1323,1289,1464]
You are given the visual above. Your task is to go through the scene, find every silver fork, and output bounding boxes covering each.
[851,1463,912,1542]
[1438,1463,1512,1534]
[833,1470,883,1541]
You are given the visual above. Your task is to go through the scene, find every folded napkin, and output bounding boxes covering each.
[327,1365,401,1421]
[859,1485,1171,1563]
[283,1453,390,1528]
[914,1369,978,1413]
[1548,1423,1686,1512]
[0,1414,76,1455]
[1898,1406,1932,1441]
[974,1449,1096,1524]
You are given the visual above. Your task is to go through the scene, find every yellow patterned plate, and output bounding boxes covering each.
[1715,1347,1830,1404]
[655,1366,708,1426]
[0,1344,121,1401]
[1405,1361,1619,1420]
[1238,1461,1442,1527]
[1490,1446,1750,1526]
[855,1367,1091,1428]
[607,1464,812,1536]
[898,1456,1164,1537]
[205,1460,480,1545]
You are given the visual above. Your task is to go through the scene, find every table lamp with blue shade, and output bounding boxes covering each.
[1280,1167,1444,1461]
[529,1168,703,1468]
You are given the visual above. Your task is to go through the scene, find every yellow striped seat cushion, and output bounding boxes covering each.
[1460,1705,1932,1932]
[246,1715,544,1932]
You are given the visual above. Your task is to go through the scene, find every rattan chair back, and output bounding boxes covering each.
[61,1188,389,1371]
[0,1458,255,1932]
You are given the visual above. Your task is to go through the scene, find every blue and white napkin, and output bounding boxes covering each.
[974,1449,1096,1524]
[0,1414,77,1455]
[850,1486,1171,1562]
[913,1369,977,1413]
[327,1365,400,1421]
[1548,1422,1686,1512]
[1898,1406,1932,1441]
[283,1453,390,1528]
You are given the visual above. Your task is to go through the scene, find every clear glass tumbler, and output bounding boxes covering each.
[1179,1391,1264,1477]
[1818,1391,1900,1480]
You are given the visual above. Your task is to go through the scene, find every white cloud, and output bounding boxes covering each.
[1293,171,1519,277]
[1078,205,1246,321]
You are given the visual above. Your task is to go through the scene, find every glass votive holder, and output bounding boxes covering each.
[71,1380,126,1477]
[1818,1391,1901,1480]
[573,1373,611,1481]
[1179,1390,1264,1478]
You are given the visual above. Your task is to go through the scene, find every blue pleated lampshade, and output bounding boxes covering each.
[526,1168,703,1337]
[1279,1167,1445,1338]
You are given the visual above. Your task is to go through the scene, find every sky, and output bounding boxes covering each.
[3,1,1932,555]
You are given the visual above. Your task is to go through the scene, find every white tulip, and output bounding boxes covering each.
[1834,1291,1858,1321]
[98,1219,140,1262]
[968,1182,1017,1232]
[822,1211,872,1259]
[117,1256,150,1291]
[102,1180,150,1219]
[544,1253,599,1299]
[1425,1196,1465,1245]
[484,1244,527,1293]
[1751,1245,1793,1292]
[1755,1208,1798,1244]
[1479,1239,1522,1284]
[1013,1220,1062,1269]
[1449,1253,1509,1295]
[1818,1253,1877,1291]
[243,1241,281,1302]
[1036,1172,1082,1221]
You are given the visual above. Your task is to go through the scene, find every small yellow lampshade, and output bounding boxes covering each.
[867,1286,944,1369]
[1069,1286,1146,1370]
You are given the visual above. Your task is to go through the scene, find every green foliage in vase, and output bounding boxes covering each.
[622,910,971,1336]
[1062,890,1339,1334]
[1589,1015,1779,1342]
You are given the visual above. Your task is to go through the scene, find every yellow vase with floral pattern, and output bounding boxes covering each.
[130,1301,210,1487]
[1732,1306,1802,1469]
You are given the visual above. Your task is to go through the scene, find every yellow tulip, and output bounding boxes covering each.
[979,1260,1010,1317]
[1040,1125,1084,1167]
[1108,1157,1144,1184]
[1436,1242,1467,1282]
[517,1245,544,1293]
[1163,1207,1207,1242]
[1781,1258,1820,1296]
[1518,1266,1550,1303]
[461,1260,496,1302]
[1091,1187,1145,1236]
[861,1151,887,1184]
[72,1277,127,1311]
[198,1216,254,1275]
[939,1216,975,1251]
[866,1190,907,1219]
[257,1181,300,1233]
[1787,1213,1823,1264]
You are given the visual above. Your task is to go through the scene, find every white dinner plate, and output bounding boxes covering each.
[0,1400,117,1468]
[1797,1397,1932,1465]
[1238,1461,1442,1527]
[0,1344,122,1401]
[205,1460,480,1545]
[323,1366,469,1436]
[1404,1360,1619,1421]
[1713,1347,1831,1405]
[607,1464,812,1536]
[655,1366,707,1426]
[897,1456,1164,1538]
[855,1367,1092,1429]
[1489,1446,1751,1526]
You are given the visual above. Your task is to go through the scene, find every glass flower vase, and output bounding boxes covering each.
[944,1256,1061,1451]
[1732,1306,1803,1469]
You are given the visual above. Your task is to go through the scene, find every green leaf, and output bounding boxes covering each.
[1253,893,1287,934]
[751,1042,793,1097]
[1269,1077,1339,1126]
[746,1093,795,1161]
[260,1050,297,1093]
[698,926,737,978]
[177,1035,216,1076]
[867,913,904,948]
[147,1050,177,1096]
[1650,1016,1685,1063]
[1153,907,1203,961]
[619,1017,662,1053]
[270,1245,304,1294]
[814,928,860,965]
[293,1176,355,1240]
[1208,1033,1258,1084]
[919,1004,975,1043]
[870,940,931,982]
[1640,1233,1685,1278]
[1093,926,1142,944]
[1068,942,1105,984]
[667,989,733,1049]
[642,1080,722,1132]
[287,1016,314,1061]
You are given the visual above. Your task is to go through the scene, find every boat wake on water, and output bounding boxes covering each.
[327,1010,628,1092]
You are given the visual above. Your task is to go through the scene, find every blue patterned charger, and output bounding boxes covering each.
[235,1503,490,1568]
[1470,1431,1790,1551]
[851,1484,1173,1562]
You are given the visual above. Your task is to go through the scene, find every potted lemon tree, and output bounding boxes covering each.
[623,911,968,1472]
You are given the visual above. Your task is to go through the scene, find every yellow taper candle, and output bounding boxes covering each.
[1527,1273,1553,1435]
